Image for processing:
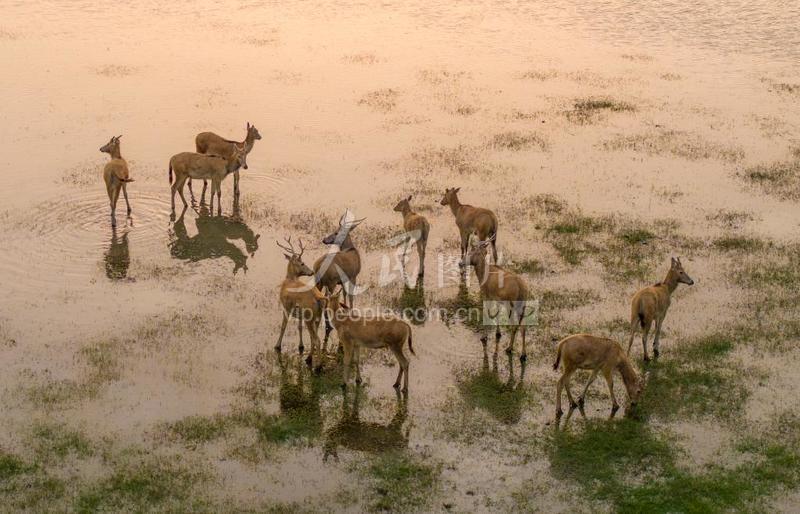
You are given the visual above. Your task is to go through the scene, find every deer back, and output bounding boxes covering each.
[478,265,527,302]
[314,249,361,289]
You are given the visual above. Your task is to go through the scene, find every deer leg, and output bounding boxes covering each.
[275,311,289,351]
[234,170,240,196]
[603,368,619,418]
[627,318,637,355]
[391,345,409,393]
[341,337,353,390]
[505,323,518,355]
[641,320,652,362]
[653,316,665,358]
[201,179,208,203]
[298,317,304,354]
[578,369,599,406]
[417,240,425,277]
[564,369,578,408]
[122,183,131,215]
[520,323,527,363]
[306,318,321,373]
[354,345,362,385]
[176,176,189,208]
[556,374,565,419]
[490,238,498,264]
[110,183,121,228]
[216,180,222,215]
[187,178,193,195]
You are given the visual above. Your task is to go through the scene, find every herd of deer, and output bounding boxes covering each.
[99,125,694,420]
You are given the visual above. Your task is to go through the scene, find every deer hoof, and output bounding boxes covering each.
[643,355,650,363]
[355,377,362,385]
[555,408,563,419]
[402,387,409,394]
[393,382,401,389]
[578,396,585,407]
[273,345,281,352]
[298,345,305,354]
[653,349,660,358]
[520,354,527,363]
[479,336,488,344]
[340,383,347,391]
[505,347,513,355]
[305,354,313,366]
[314,365,323,374]
[569,401,578,410]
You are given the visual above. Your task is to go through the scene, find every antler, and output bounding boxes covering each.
[276,235,297,255]
[296,237,305,257]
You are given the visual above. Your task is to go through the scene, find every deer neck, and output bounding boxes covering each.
[285,266,301,280]
[226,157,241,174]
[448,198,462,218]
[400,205,412,218]
[243,134,256,151]
[617,359,638,396]
[473,257,490,288]
[663,268,680,293]
[110,147,122,159]
[339,233,356,252]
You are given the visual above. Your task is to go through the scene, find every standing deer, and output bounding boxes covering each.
[462,235,532,362]
[169,146,247,215]
[99,135,133,228]
[553,334,643,420]
[440,187,498,264]
[314,210,364,332]
[191,122,261,197]
[627,257,694,361]
[327,289,415,393]
[393,195,430,278]
[276,237,327,370]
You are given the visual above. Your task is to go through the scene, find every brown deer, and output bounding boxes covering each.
[191,122,261,197]
[327,289,415,393]
[275,237,327,369]
[462,235,532,362]
[440,187,498,264]
[393,195,430,277]
[99,135,133,228]
[314,211,364,332]
[627,257,694,361]
[553,334,643,420]
[169,146,247,215]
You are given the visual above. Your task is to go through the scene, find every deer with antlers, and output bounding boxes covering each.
[314,210,364,332]
[275,236,327,369]
[99,135,133,228]
[627,257,695,361]
[191,122,262,197]
[326,289,415,393]
[440,187,498,264]
[462,235,532,362]
[393,195,430,278]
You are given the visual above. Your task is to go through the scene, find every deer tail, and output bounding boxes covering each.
[638,311,646,328]
[407,328,416,356]
[553,339,564,371]
[169,163,173,184]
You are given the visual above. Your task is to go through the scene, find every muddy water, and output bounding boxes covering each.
[1,1,799,511]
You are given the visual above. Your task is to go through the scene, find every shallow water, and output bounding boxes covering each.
[1,1,799,511]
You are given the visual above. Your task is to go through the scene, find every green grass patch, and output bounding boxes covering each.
[739,158,800,199]
[29,422,94,461]
[168,414,230,444]
[507,258,545,275]
[540,288,600,311]
[0,449,66,510]
[455,356,530,425]
[713,235,766,252]
[619,227,655,245]
[364,451,440,512]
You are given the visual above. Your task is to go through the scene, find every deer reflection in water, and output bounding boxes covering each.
[168,205,260,274]
[323,388,410,462]
[456,346,528,425]
[104,227,130,280]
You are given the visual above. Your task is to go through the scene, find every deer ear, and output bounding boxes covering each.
[255,234,261,241]
[284,253,292,260]
[407,195,412,202]
[454,187,460,193]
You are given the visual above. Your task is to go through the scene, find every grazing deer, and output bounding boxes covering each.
[99,135,133,228]
[553,334,643,419]
[462,235,532,362]
[169,146,247,214]
[276,237,327,370]
[627,257,694,361]
[440,187,498,264]
[327,289,415,393]
[314,211,364,331]
[393,195,430,277]
[191,122,262,197]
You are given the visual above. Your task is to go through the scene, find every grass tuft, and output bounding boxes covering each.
[365,452,440,512]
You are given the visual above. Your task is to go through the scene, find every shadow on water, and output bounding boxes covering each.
[323,388,410,462]
[168,205,260,274]
[104,227,130,280]
[456,347,528,424]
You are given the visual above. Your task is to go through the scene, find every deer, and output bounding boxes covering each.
[275,236,327,370]
[169,145,247,215]
[326,289,415,393]
[440,187,498,264]
[393,195,430,278]
[461,235,532,362]
[191,122,261,198]
[553,334,643,420]
[99,135,133,228]
[627,257,694,361]
[314,210,364,334]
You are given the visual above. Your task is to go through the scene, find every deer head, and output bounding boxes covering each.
[99,135,122,154]
[393,195,413,213]
[439,187,460,206]
[247,122,262,141]
[277,236,313,277]
[671,257,694,285]
[322,210,366,246]
[460,233,493,268]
